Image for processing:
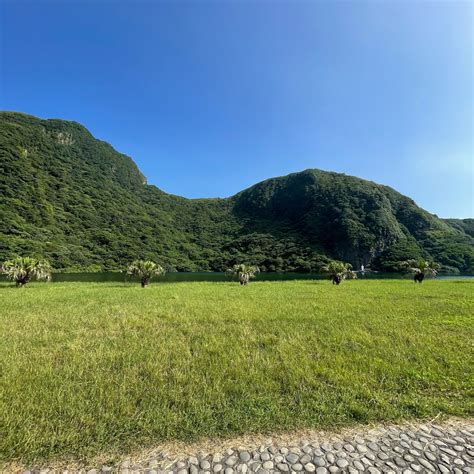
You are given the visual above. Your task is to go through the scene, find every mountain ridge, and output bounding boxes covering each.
[1,111,473,273]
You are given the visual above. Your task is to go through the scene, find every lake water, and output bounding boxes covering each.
[22,272,474,283]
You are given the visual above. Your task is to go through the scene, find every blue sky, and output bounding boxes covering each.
[1,0,473,218]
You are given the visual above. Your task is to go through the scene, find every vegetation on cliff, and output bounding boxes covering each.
[1,112,473,273]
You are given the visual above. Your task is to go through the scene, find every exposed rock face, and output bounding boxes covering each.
[56,131,74,145]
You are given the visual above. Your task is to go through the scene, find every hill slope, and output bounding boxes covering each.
[1,112,473,272]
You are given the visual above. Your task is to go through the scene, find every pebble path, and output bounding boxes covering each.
[22,420,473,473]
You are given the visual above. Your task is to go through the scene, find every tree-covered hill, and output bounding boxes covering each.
[1,111,473,272]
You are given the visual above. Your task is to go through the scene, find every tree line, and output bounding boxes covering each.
[1,256,439,287]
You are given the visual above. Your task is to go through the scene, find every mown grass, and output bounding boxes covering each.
[0,279,473,465]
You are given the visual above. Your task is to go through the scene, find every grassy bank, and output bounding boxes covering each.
[1,279,472,465]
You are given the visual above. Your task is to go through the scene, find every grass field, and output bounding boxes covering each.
[1,279,473,465]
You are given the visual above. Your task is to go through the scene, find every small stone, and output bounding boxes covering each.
[213,464,223,472]
[315,468,328,474]
[213,454,222,463]
[440,446,458,456]
[190,466,199,474]
[321,443,332,452]
[274,455,283,463]
[277,463,289,472]
[438,466,450,473]
[425,452,437,461]
[200,460,211,470]
[326,453,335,464]
[177,470,187,474]
[412,441,423,450]
[336,459,348,468]
[280,447,288,455]
[378,452,389,460]
[368,442,379,451]
[353,460,364,470]
[262,461,273,470]
[410,464,422,472]
[357,444,368,453]
[419,459,435,471]
[286,453,299,464]
[431,428,444,437]
[224,469,234,474]
[225,456,238,467]
[189,457,199,465]
[305,463,316,472]
[239,452,250,462]
[394,457,407,467]
[368,468,381,474]
[344,444,355,452]
[313,456,326,467]
[293,463,303,471]
[300,454,311,464]
[260,452,270,461]
[440,454,451,464]
[361,456,373,466]
[303,446,313,454]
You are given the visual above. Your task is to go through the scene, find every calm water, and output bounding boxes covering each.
[16,272,473,283]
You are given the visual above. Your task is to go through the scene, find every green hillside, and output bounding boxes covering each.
[1,111,473,272]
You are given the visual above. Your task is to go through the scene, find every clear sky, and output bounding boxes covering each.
[1,0,473,218]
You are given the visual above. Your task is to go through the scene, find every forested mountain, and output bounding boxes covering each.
[1,112,473,273]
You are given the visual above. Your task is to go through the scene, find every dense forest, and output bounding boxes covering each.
[1,112,473,273]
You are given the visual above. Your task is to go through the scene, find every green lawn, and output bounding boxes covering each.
[1,279,473,465]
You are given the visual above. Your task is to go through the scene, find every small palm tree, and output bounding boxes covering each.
[227,263,259,285]
[127,260,165,287]
[320,260,357,285]
[1,257,52,287]
[401,259,439,283]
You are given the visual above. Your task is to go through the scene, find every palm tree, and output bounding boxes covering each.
[401,259,439,283]
[127,260,165,287]
[320,260,357,285]
[227,263,259,285]
[1,257,52,287]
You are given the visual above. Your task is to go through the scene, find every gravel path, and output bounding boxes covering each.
[22,420,473,473]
